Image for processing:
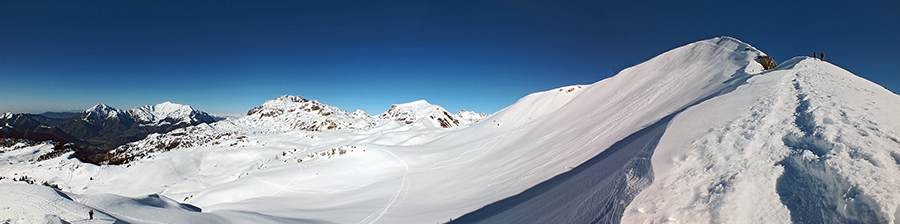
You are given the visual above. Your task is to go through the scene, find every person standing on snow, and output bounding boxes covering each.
[819,52,824,61]
[89,209,94,219]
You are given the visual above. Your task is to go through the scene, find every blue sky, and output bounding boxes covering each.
[2,1,898,115]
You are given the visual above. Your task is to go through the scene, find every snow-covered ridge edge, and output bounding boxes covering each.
[449,36,771,222]
[622,53,900,223]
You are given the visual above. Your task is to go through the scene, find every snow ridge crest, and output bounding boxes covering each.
[83,102,217,126]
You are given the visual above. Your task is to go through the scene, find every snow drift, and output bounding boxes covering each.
[2,36,898,223]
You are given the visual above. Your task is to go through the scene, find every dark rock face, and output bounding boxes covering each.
[0,114,81,143]
[758,56,778,70]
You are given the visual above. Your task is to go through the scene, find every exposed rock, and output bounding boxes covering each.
[758,56,777,70]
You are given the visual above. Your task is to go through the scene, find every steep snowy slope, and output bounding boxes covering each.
[2,36,897,223]
[623,56,900,223]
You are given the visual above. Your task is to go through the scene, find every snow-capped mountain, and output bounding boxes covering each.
[243,95,378,132]
[129,101,218,126]
[84,101,218,127]
[456,109,489,124]
[102,96,488,164]
[83,103,127,125]
[0,102,222,164]
[1,36,898,223]
[377,100,478,129]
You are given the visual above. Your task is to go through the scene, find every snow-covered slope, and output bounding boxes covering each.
[622,56,900,223]
[2,36,898,223]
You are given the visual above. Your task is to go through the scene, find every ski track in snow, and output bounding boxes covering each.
[359,145,409,224]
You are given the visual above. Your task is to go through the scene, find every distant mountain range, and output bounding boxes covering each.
[1,98,488,165]
[105,95,489,164]
[1,102,221,163]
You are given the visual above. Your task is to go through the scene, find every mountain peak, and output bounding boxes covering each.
[86,103,116,113]
[399,99,431,106]
[129,102,215,126]
[84,103,125,124]
[377,100,476,128]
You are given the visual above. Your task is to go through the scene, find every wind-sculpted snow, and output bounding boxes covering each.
[2,37,898,223]
[623,57,900,223]
[451,114,672,223]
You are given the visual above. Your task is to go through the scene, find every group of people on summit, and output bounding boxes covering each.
[814,52,825,61]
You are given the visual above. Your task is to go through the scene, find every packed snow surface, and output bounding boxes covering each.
[2,36,899,223]
[623,56,900,223]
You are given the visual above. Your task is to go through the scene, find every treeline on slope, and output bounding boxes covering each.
[0,113,215,165]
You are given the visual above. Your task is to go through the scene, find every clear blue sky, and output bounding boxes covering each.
[2,1,898,115]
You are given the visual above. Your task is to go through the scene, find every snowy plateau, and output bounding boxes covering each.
[2,36,899,223]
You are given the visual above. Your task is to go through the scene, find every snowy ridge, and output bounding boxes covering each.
[129,101,218,126]
[83,103,126,125]
[3,36,899,223]
[82,102,219,126]
[243,95,378,132]
[623,56,900,223]
[103,96,487,164]
[456,109,489,124]
[378,100,478,129]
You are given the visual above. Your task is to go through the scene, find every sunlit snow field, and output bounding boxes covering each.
[2,37,899,223]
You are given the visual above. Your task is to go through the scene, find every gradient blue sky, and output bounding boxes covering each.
[2,1,898,115]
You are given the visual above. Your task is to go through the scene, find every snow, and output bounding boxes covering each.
[83,103,125,124]
[81,101,219,127]
[455,109,489,124]
[2,36,899,223]
[129,101,217,126]
[377,99,477,129]
[623,56,900,223]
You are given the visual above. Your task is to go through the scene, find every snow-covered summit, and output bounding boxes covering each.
[241,95,376,132]
[377,99,478,129]
[82,102,219,127]
[83,103,126,125]
[129,101,217,126]
[456,109,490,124]
[236,96,485,132]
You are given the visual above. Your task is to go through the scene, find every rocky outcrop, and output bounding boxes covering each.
[758,56,777,70]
